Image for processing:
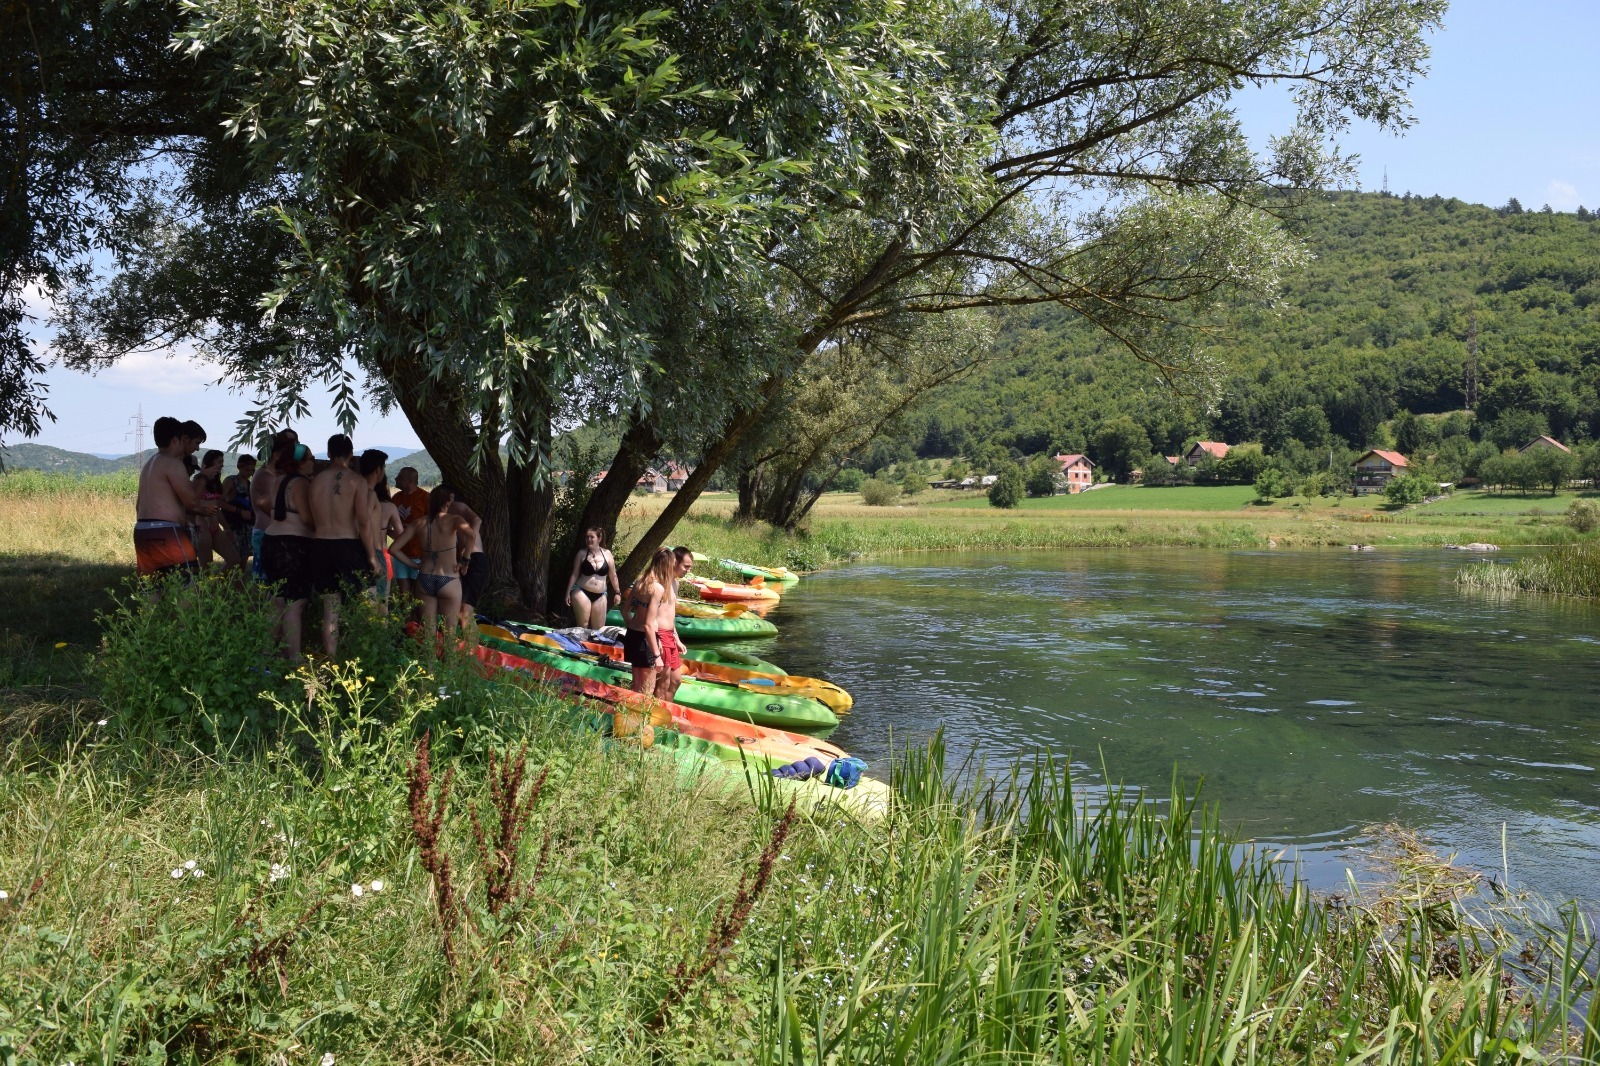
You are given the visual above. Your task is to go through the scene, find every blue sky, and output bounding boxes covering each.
[26,0,1600,456]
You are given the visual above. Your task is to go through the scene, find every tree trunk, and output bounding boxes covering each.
[616,375,786,588]
[735,466,762,520]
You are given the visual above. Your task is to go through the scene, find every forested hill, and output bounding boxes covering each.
[909,192,1600,462]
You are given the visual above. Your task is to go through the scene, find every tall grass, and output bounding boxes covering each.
[0,468,139,499]
[1456,542,1600,597]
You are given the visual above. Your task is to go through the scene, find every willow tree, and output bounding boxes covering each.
[42,0,944,608]
[602,0,1448,585]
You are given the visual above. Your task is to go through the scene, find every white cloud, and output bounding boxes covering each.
[1544,179,1581,211]
[101,346,227,397]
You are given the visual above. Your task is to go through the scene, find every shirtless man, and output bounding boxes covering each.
[389,466,429,600]
[251,429,297,580]
[134,416,215,577]
[357,449,399,609]
[652,545,695,700]
[308,434,378,657]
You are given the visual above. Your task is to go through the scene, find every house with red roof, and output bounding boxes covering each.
[1183,441,1230,467]
[1518,435,1571,455]
[1052,453,1095,494]
[1352,449,1408,495]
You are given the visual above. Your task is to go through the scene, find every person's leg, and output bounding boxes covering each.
[585,592,609,630]
[569,588,596,627]
[418,592,439,637]
[437,578,464,633]
[631,664,656,694]
[282,598,306,663]
[320,592,341,657]
[213,522,241,570]
[193,522,214,568]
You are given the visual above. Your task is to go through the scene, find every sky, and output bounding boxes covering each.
[23,0,1600,456]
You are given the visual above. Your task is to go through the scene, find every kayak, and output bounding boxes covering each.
[719,558,800,584]
[485,621,852,714]
[689,576,782,603]
[647,733,889,823]
[480,634,838,732]
[604,607,778,641]
[488,618,786,674]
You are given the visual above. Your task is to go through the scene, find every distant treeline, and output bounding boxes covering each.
[862,192,1600,479]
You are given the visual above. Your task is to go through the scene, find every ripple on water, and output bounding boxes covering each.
[1306,699,1358,706]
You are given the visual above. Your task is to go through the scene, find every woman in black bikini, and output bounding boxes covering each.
[565,526,620,630]
[389,486,474,639]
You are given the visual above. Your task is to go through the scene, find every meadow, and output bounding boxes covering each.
[3,473,1599,1062]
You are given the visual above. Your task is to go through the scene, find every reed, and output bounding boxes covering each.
[1456,542,1600,597]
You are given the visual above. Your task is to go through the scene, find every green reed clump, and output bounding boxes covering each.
[1457,542,1600,598]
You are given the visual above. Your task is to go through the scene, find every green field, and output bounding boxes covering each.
[1413,488,1596,515]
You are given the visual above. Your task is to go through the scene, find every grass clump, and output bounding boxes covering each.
[1456,541,1600,598]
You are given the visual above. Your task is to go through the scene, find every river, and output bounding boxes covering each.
[747,548,1600,910]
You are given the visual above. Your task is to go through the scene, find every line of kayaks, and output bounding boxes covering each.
[471,634,887,821]
[604,604,778,640]
[483,620,852,715]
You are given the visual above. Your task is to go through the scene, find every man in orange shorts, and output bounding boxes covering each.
[652,545,695,700]
[133,417,213,576]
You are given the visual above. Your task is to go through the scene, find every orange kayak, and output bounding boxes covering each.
[688,576,782,603]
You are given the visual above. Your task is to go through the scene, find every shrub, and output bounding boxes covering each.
[1383,472,1430,506]
[1253,466,1293,501]
[832,467,866,493]
[96,572,292,743]
[860,478,900,506]
[987,464,1024,508]
[1025,458,1059,498]
[1567,499,1600,534]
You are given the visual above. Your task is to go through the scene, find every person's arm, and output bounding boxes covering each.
[645,587,663,657]
[385,507,404,543]
[167,463,207,514]
[251,469,273,514]
[389,520,420,565]
[356,488,380,572]
[605,550,621,601]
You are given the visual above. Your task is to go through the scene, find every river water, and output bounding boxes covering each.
[749,549,1600,910]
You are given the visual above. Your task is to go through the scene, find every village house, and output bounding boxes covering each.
[1351,448,1408,495]
[1052,452,1095,493]
[1518,435,1571,455]
[1183,441,1230,467]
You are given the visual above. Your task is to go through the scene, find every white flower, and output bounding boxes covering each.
[96,719,108,727]
[350,883,364,897]
[269,863,290,882]
[183,859,197,870]
[368,880,384,894]
[191,869,205,879]
[320,1055,336,1066]
[0,889,9,900]
[170,868,185,879]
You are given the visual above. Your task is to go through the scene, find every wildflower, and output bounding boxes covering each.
[0,889,9,900]
[95,719,108,727]
[321,1055,336,1066]
[183,859,197,870]
[351,883,364,897]
[269,863,290,883]
[368,879,384,894]
[54,642,68,649]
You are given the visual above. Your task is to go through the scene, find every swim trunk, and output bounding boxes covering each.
[622,628,658,669]
[261,533,315,601]
[314,537,371,598]
[460,551,489,606]
[657,629,684,672]
[391,552,419,581]
[133,520,198,577]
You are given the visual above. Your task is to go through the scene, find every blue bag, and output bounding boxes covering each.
[824,756,867,790]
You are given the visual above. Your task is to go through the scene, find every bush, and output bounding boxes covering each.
[1382,472,1430,506]
[833,467,865,493]
[860,478,900,506]
[987,464,1024,508]
[1296,470,1345,497]
[1025,458,1059,498]
[1253,466,1293,501]
[96,573,293,743]
[1567,499,1600,534]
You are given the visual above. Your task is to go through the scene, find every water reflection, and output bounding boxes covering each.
[756,548,1600,910]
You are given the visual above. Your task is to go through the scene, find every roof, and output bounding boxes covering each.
[1052,452,1095,469]
[1188,441,1230,458]
[1354,449,1408,467]
[1519,435,1571,454]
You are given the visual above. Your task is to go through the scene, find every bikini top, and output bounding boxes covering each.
[579,552,610,579]
[421,516,454,568]
[273,473,304,521]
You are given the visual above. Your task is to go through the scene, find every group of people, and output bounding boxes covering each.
[135,415,702,689]
[134,418,488,662]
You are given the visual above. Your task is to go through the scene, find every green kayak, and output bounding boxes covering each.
[503,620,787,675]
[603,608,777,642]
[482,635,838,733]
[719,558,800,584]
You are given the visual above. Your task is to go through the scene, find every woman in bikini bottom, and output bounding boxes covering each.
[418,572,456,597]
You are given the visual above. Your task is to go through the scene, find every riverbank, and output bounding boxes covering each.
[4,482,1600,1060]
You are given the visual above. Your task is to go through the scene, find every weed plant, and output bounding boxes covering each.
[1456,541,1600,598]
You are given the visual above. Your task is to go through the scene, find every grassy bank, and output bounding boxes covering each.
[4,476,1600,1062]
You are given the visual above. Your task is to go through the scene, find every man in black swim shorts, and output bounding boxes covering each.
[309,435,379,657]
